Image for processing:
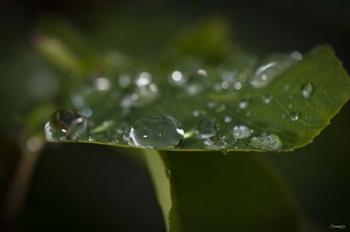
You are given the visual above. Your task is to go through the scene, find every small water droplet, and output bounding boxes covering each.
[262,94,274,104]
[224,115,232,123]
[233,124,252,139]
[250,133,282,151]
[250,55,298,88]
[301,82,314,98]
[196,119,217,139]
[136,72,152,86]
[207,101,216,108]
[170,70,186,85]
[288,104,293,109]
[233,81,242,90]
[197,69,208,76]
[193,110,206,117]
[204,136,228,149]
[45,109,89,142]
[94,77,110,91]
[129,114,184,148]
[290,51,303,61]
[118,74,131,88]
[239,100,249,109]
[290,111,300,121]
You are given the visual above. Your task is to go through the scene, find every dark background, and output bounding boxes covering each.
[0,0,349,231]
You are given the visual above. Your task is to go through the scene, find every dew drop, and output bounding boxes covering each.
[170,70,186,85]
[94,77,110,91]
[118,74,131,88]
[301,82,314,98]
[250,133,282,151]
[251,55,297,89]
[290,111,300,122]
[197,69,208,76]
[193,110,206,117]
[204,136,228,149]
[44,109,89,142]
[262,94,274,104]
[239,100,249,109]
[129,114,184,148]
[233,81,242,90]
[224,115,232,123]
[196,119,217,139]
[233,124,252,139]
[290,51,303,61]
[135,72,152,86]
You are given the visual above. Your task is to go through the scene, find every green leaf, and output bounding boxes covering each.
[144,151,301,231]
[44,46,350,152]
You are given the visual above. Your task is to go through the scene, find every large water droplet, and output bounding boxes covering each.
[290,111,300,122]
[250,55,297,88]
[129,114,184,148]
[233,124,251,139]
[45,109,89,142]
[250,133,282,151]
[196,119,217,139]
[301,82,314,98]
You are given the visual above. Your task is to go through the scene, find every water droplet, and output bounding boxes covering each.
[170,70,186,85]
[193,110,206,117]
[197,69,208,76]
[290,111,300,121]
[196,119,217,139]
[204,136,228,149]
[290,51,303,61]
[118,74,131,88]
[288,104,293,109]
[129,114,184,148]
[301,82,314,98]
[135,72,152,86]
[262,94,274,104]
[250,55,297,88]
[233,124,252,139]
[250,133,282,151]
[233,81,242,90]
[120,79,159,109]
[207,101,216,108]
[224,115,232,123]
[45,109,89,142]
[94,77,110,91]
[239,100,249,109]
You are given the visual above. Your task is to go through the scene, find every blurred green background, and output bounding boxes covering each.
[0,0,349,231]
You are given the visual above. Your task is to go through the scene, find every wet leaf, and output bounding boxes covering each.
[44,46,350,152]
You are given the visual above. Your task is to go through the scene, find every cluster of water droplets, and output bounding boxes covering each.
[169,68,209,96]
[43,49,321,152]
[120,72,160,109]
